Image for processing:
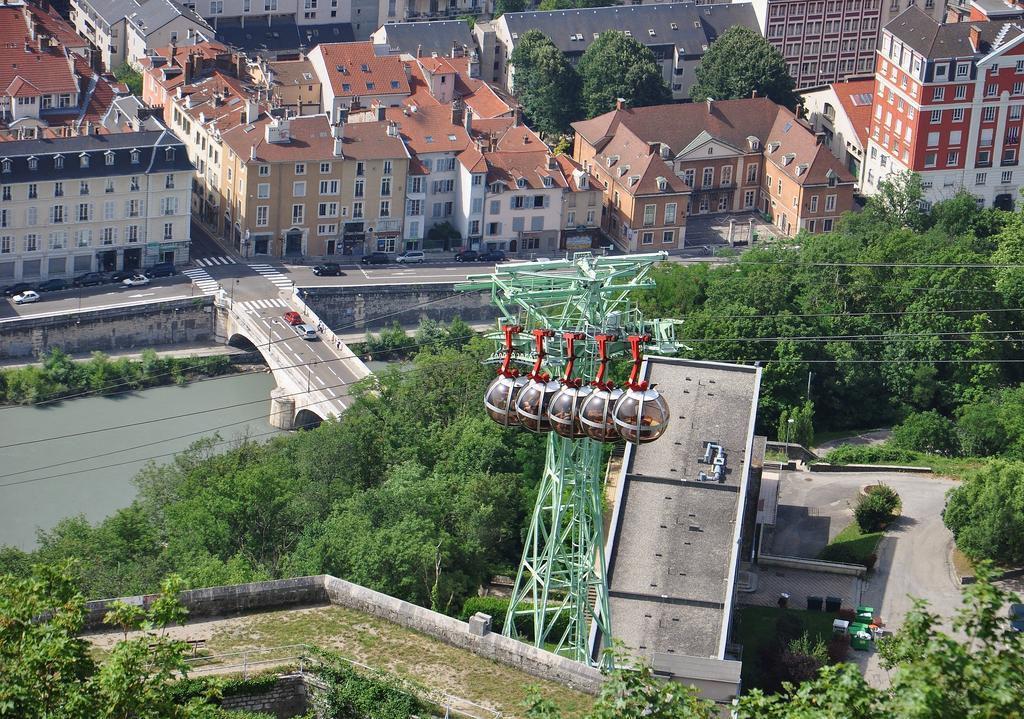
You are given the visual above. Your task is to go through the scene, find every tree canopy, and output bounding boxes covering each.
[576,31,671,118]
[690,26,796,108]
[510,30,581,136]
[492,0,525,17]
[943,461,1024,565]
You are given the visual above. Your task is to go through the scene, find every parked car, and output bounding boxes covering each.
[73,272,107,287]
[146,262,177,278]
[109,270,135,282]
[3,282,35,297]
[396,250,426,264]
[478,250,507,263]
[294,323,318,340]
[1011,603,1024,632]
[35,278,67,292]
[313,263,342,276]
[283,310,303,326]
[122,274,150,287]
[12,290,40,305]
[454,250,479,262]
[360,252,390,265]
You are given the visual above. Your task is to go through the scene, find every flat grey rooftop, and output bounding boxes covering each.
[604,357,759,661]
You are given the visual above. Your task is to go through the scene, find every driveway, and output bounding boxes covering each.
[766,470,859,557]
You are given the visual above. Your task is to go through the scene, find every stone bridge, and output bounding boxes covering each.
[215,291,370,430]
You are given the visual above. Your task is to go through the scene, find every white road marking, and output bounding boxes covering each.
[127,292,155,298]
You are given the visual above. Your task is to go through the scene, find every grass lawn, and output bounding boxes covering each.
[734,606,839,689]
[202,604,593,718]
[818,521,884,565]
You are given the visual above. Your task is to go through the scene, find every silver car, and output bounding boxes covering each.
[294,323,318,340]
[396,250,426,264]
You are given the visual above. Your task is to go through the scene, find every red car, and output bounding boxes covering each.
[283,311,303,326]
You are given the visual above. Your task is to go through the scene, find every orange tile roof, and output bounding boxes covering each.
[222,114,408,163]
[830,78,874,151]
[27,1,87,51]
[0,6,78,98]
[315,42,410,98]
[384,103,470,153]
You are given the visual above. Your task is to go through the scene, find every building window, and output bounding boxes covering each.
[293,181,306,197]
[105,179,115,193]
[824,194,836,211]
[0,187,8,202]
[952,108,965,122]
[743,190,755,208]
[53,155,63,170]
[126,225,139,243]
[745,164,758,183]
[1002,171,1013,183]
[664,203,677,224]
[24,234,38,252]
[319,162,331,174]
[130,149,140,164]
[809,195,819,212]
[933,87,945,101]
[318,202,338,218]
[948,151,960,165]
[163,223,173,240]
[210,0,223,14]
[292,204,305,224]
[295,163,306,175]
[643,204,656,226]
[383,160,392,175]
[257,183,271,199]
[662,230,674,244]
[28,183,37,199]
[77,203,90,222]
[258,165,270,176]
[925,152,937,167]
[352,202,363,219]
[356,161,365,177]
[0,236,9,253]
[641,231,654,245]
[79,154,89,168]
[161,197,178,215]
[955,85,968,100]
[79,181,89,195]
[379,200,390,217]
[130,177,140,192]
[701,167,714,188]
[381,177,391,197]
[101,227,115,245]
[256,206,269,226]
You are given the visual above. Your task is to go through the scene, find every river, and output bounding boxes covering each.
[0,372,282,550]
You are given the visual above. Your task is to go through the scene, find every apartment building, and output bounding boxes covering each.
[308,41,411,122]
[0,17,80,125]
[70,0,211,70]
[377,0,488,26]
[218,114,410,257]
[802,78,874,186]
[370,19,476,57]
[251,57,323,115]
[572,97,855,250]
[0,129,193,283]
[139,41,239,125]
[862,7,1024,208]
[483,2,760,101]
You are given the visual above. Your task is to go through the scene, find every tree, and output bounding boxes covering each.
[576,31,671,118]
[0,563,217,718]
[944,461,1024,565]
[690,26,796,108]
[956,399,1009,457]
[854,485,900,533]
[510,32,580,136]
[492,0,525,17]
[889,410,960,456]
[526,568,1024,719]
[864,170,925,229]
[777,401,814,448]
[113,63,143,95]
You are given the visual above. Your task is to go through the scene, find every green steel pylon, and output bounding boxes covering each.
[456,252,679,666]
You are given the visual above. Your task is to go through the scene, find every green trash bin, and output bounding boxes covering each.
[849,623,872,651]
[856,605,875,624]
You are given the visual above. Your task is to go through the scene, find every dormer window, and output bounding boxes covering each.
[767,142,779,153]
[796,164,808,176]
[516,178,526,189]
[827,170,838,187]
[490,182,502,193]
[105,151,115,166]
[79,153,90,168]
[782,153,795,166]
[165,147,175,161]
[130,149,140,163]
[656,176,668,191]
[579,176,588,190]
[1,158,10,173]
[28,156,38,170]
[54,154,63,169]
[542,176,553,188]
[747,136,760,151]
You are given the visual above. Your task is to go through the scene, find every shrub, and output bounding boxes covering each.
[458,595,569,643]
[957,401,1009,457]
[778,401,815,448]
[866,483,901,514]
[890,410,960,456]
[855,490,897,533]
[824,444,921,465]
[943,460,1024,565]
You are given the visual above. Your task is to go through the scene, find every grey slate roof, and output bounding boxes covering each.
[885,5,1024,57]
[500,1,759,57]
[375,20,476,57]
[126,0,211,36]
[213,16,354,54]
[0,129,192,185]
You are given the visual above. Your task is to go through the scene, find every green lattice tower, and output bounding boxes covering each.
[456,252,678,665]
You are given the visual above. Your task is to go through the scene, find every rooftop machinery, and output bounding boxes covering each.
[456,252,679,666]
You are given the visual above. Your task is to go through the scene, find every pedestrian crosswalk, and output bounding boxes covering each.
[250,263,294,290]
[194,256,237,267]
[182,267,220,296]
[236,298,288,312]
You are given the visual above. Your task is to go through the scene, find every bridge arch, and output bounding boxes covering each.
[227,332,259,351]
[294,408,325,429]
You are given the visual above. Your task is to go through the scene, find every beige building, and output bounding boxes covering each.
[219,114,411,258]
[252,57,323,116]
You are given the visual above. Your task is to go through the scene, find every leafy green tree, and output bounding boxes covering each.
[956,399,1009,457]
[854,485,899,532]
[690,26,796,107]
[0,563,216,718]
[864,170,925,229]
[493,0,525,17]
[576,31,671,117]
[777,401,814,448]
[944,461,1024,565]
[113,63,143,95]
[510,32,580,136]
[889,410,960,456]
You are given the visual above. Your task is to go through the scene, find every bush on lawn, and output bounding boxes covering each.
[855,485,900,533]
[824,444,922,465]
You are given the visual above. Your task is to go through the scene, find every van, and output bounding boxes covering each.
[146,262,177,278]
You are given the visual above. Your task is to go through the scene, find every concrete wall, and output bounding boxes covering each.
[758,554,867,577]
[0,298,216,359]
[303,283,499,332]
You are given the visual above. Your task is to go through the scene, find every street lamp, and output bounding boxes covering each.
[785,417,795,459]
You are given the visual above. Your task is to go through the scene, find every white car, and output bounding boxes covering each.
[396,250,426,264]
[122,274,151,287]
[12,290,40,304]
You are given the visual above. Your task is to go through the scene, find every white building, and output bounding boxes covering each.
[308,42,411,123]
[0,128,193,283]
[801,78,874,188]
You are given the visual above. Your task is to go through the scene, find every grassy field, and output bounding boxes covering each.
[819,521,884,565]
[201,604,593,718]
[734,606,839,689]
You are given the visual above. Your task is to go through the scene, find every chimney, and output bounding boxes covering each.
[546,153,556,170]
[249,145,256,161]
[969,24,981,51]
[170,41,177,60]
[452,40,460,58]
[615,97,626,110]
[464,108,472,135]
[751,89,758,98]
[332,119,345,156]
[183,53,194,84]
[376,104,386,121]
[815,131,826,145]
[706,97,714,113]
[416,44,422,58]
[245,99,258,124]
[469,50,480,79]
[451,98,463,126]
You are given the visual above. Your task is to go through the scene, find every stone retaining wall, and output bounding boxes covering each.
[220,674,313,719]
[303,284,498,332]
[758,553,867,577]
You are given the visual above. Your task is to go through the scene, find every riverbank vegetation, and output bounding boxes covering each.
[0,349,236,405]
[0,329,544,610]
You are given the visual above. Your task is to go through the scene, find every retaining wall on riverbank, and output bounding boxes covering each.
[302,284,498,332]
[0,298,216,359]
